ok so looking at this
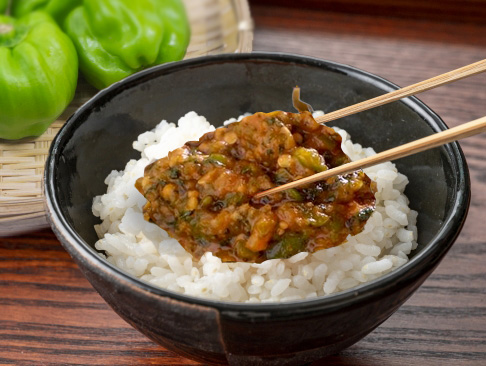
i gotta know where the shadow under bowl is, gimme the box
[44,53,470,365]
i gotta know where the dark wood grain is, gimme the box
[249,0,486,24]
[1,5,486,365]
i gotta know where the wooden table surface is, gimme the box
[1,5,486,365]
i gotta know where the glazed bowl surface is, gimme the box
[45,53,470,365]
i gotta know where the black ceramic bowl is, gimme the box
[44,53,470,365]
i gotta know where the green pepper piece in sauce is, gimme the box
[286,188,303,202]
[293,147,328,172]
[207,153,228,166]
[266,233,307,259]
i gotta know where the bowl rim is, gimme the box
[44,51,470,315]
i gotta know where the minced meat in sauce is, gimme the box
[135,111,376,263]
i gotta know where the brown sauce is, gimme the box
[136,111,376,262]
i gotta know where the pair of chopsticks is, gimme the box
[255,59,486,199]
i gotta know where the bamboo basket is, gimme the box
[0,0,253,236]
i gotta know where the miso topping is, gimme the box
[136,111,376,262]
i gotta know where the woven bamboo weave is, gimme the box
[0,0,253,236]
[0,122,63,200]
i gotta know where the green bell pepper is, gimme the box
[11,0,82,25]
[0,11,77,140]
[0,0,8,14]
[64,0,190,90]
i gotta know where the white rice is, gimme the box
[92,111,418,303]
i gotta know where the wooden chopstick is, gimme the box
[314,59,486,124]
[254,116,486,198]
